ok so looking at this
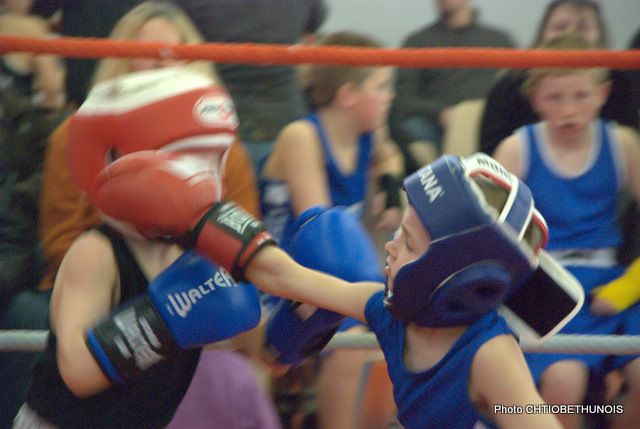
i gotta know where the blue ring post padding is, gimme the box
[86,330,124,384]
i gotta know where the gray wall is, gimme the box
[320,0,640,49]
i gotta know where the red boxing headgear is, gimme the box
[68,67,238,203]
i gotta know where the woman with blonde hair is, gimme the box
[89,0,216,86]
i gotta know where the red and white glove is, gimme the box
[94,151,274,280]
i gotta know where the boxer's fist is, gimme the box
[93,151,220,239]
[187,201,275,280]
[87,250,261,384]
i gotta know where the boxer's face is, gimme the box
[530,72,609,142]
[129,17,185,72]
[384,206,429,291]
[542,4,602,46]
[351,67,395,132]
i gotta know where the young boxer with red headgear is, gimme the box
[89,146,584,428]
[12,67,267,429]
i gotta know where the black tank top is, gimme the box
[26,225,201,429]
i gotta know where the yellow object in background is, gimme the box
[593,258,640,311]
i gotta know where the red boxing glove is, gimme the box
[95,151,274,280]
[94,151,219,238]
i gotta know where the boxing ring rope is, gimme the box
[2,330,640,355]
[1,36,639,357]
[1,35,640,69]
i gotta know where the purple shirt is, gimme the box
[168,349,282,429]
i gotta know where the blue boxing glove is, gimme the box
[265,206,383,366]
[86,250,261,384]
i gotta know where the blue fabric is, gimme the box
[149,251,261,348]
[260,113,375,334]
[307,112,373,210]
[365,291,511,429]
[259,112,372,248]
[522,120,622,253]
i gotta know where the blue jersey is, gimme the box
[520,121,638,379]
[519,119,624,253]
[260,112,373,248]
[365,291,511,429]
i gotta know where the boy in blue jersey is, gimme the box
[494,34,640,429]
[259,31,403,428]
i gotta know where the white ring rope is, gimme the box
[1,330,640,355]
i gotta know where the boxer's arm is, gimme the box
[273,121,332,216]
[246,247,381,323]
[470,335,562,429]
[90,153,382,308]
[52,231,118,397]
[493,134,524,178]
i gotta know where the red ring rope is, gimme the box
[1,35,639,69]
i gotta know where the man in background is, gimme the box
[390,0,513,173]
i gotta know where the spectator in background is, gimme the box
[390,0,513,174]
[627,27,640,128]
[479,0,640,156]
[178,0,327,167]
[0,0,67,311]
[260,31,403,429]
[32,0,327,168]
[30,0,143,107]
[493,34,640,429]
[0,0,65,109]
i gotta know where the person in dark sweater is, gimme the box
[479,0,639,156]
[390,0,513,173]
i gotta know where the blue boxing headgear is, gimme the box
[384,153,550,327]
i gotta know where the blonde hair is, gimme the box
[91,1,218,86]
[305,31,383,108]
[522,33,609,96]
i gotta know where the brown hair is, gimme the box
[522,33,609,96]
[304,31,383,108]
[531,0,608,48]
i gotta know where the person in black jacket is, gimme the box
[389,0,513,174]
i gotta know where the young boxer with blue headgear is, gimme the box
[90,148,585,428]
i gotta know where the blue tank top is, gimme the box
[520,120,624,251]
[260,112,373,248]
[365,291,510,429]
